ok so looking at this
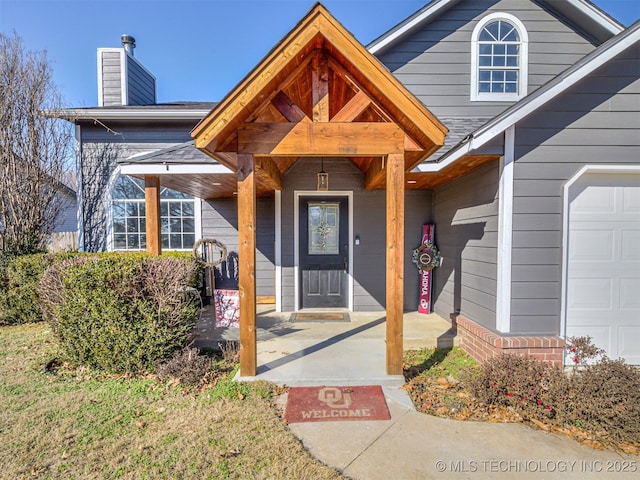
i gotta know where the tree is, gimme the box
[0,32,72,256]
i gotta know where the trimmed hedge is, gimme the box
[39,252,203,373]
[0,253,64,325]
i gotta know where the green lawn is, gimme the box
[0,323,343,480]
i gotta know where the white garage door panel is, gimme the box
[619,326,640,365]
[566,173,640,365]
[568,278,612,309]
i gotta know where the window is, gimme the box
[111,175,197,250]
[471,13,528,101]
[308,202,339,255]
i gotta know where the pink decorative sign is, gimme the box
[418,224,435,314]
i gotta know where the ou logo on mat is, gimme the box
[318,387,352,409]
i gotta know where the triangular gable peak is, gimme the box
[192,3,447,190]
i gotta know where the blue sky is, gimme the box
[1,0,638,107]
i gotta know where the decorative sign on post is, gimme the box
[412,225,441,314]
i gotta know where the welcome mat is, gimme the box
[285,385,391,423]
[290,312,350,322]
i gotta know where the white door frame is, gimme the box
[294,190,354,311]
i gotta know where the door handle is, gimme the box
[343,257,348,272]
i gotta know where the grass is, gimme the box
[0,323,344,480]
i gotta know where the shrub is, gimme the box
[565,358,640,443]
[157,347,214,386]
[0,253,50,325]
[469,353,567,420]
[39,253,202,373]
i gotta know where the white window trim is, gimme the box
[471,12,529,102]
[105,167,202,252]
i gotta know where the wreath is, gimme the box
[192,238,228,267]
[412,242,441,273]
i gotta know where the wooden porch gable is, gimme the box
[189,4,447,377]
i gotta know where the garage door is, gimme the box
[566,172,640,364]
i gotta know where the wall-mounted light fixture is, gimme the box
[317,157,329,191]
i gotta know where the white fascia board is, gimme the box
[120,164,232,175]
[54,109,212,121]
[368,0,455,54]
[420,27,639,172]
[569,0,625,35]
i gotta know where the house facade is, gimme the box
[57,0,639,375]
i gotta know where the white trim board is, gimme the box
[495,126,515,333]
[294,190,354,312]
[120,164,232,175]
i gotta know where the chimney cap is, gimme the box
[121,34,136,55]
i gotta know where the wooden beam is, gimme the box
[331,90,371,122]
[254,155,283,190]
[144,175,161,256]
[312,50,329,122]
[237,153,257,377]
[238,122,403,156]
[271,91,310,123]
[364,156,386,191]
[386,153,404,375]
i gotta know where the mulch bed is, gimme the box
[403,375,640,455]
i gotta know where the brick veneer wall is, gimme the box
[452,314,565,368]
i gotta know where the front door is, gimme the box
[300,196,348,308]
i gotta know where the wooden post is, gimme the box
[386,153,404,374]
[144,175,161,256]
[237,154,257,376]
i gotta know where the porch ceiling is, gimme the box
[191,3,448,191]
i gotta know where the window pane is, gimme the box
[493,56,506,67]
[308,202,339,255]
[479,82,491,92]
[114,234,127,249]
[161,234,169,249]
[160,203,168,216]
[170,218,181,232]
[161,188,192,200]
[169,203,182,217]
[493,83,505,93]
[493,71,505,82]
[126,218,139,233]
[182,202,194,216]
[506,56,518,67]
[479,55,492,66]
[126,202,138,217]
[140,234,146,249]
[479,70,491,81]
[182,218,194,232]
[113,219,126,233]
[479,44,492,55]
[140,218,146,232]
[113,203,125,218]
[161,218,169,234]
[507,44,519,55]
[494,44,505,55]
[505,83,517,92]
[183,234,195,248]
[170,234,182,249]
[506,71,518,81]
[127,234,139,249]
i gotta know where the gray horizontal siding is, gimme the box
[201,198,275,296]
[79,122,200,251]
[126,56,156,105]
[100,51,122,107]
[509,44,640,335]
[377,0,600,119]
[432,162,499,329]
[279,158,434,312]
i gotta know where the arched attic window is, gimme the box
[110,175,198,251]
[471,13,528,101]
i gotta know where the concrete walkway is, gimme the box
[193,306,638,479]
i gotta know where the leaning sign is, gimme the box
[412,224,442,314]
